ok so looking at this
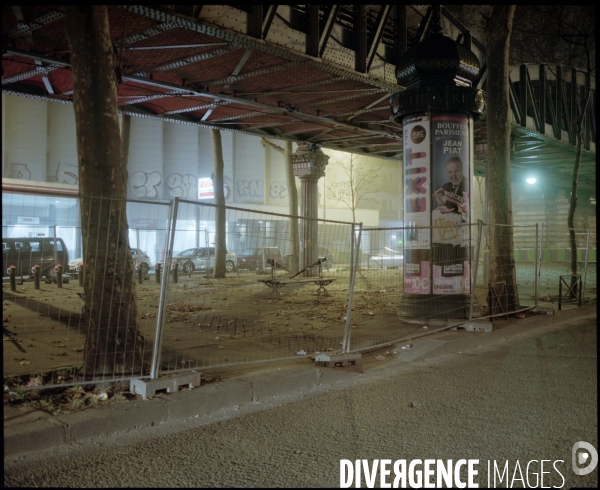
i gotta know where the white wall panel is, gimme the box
[47,103,77,184]
[4,96,47,183]
[127,117,164,200]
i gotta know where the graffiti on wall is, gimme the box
[235,180,288,200]
[9,163,31,180]
[236,180,264,198]
[55,162,79,185]
[269,181,287,199]
[166,173,197,199]
[130,171,162,198]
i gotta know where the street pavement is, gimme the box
[4,307,597,488]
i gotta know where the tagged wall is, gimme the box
[2,95,401,226]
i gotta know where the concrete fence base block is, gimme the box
[532,306,554,315]
[314,353,362,368]
[130,371,202,398]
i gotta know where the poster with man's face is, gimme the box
[431,115,472,295]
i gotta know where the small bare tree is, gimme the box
[326,153,380,224]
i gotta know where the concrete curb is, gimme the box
[4,305,596,459]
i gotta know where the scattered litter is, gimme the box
[401,344,412,350]
[408,401,416,408]
[422,326,428,329]
[375,355,385,361]
[342,317,347,321]
[296,350,306,356]
[380,289,386,293]
[27,376,42,387]
[97,393,108,401]
[516,314,525,319]
[368,312,374,316]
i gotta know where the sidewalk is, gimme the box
[4,304,596,459]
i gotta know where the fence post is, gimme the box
[341,222,362,354]
[33,264,41,290]
[155,263,161,283]
[150,197,180,379]
[8,265,16,291]
[53,224,58,272]
[56,264,63,288]
[470,220,484,320]
[581,228,591,303]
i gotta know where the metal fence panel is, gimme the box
[3,194,169,390]
[155,200,356,373]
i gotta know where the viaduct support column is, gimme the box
[291,143,329,276]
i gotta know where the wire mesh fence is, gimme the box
[2,189,596,391]
[154,199,356,373]
[539,226,596,305]
[2,195,170,390]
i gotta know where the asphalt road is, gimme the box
[4,320,597,488]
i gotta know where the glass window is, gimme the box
[44,240,62,252]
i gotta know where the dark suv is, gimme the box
[2,237,69,282]
[237,247,284,271]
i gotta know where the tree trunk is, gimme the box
[485,5,520,314]
[284,141,300,274]
[567,72,591,298]
[261,138,300,274]
[65,6,143,378]
[121,114,131,171]
[211,129,227,278]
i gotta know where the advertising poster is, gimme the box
[431,115,471,295]
[403,116,431,294]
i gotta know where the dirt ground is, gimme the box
[3,264,596,389]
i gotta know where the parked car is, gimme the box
[68,248,152,276]
[2,236,69,281]
[318,246,334,269]
[368,247,404,269]
[130,249,152,274]
[236,247,283,271]
[171,247,238,273]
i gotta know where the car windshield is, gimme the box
[177,249,198,257]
